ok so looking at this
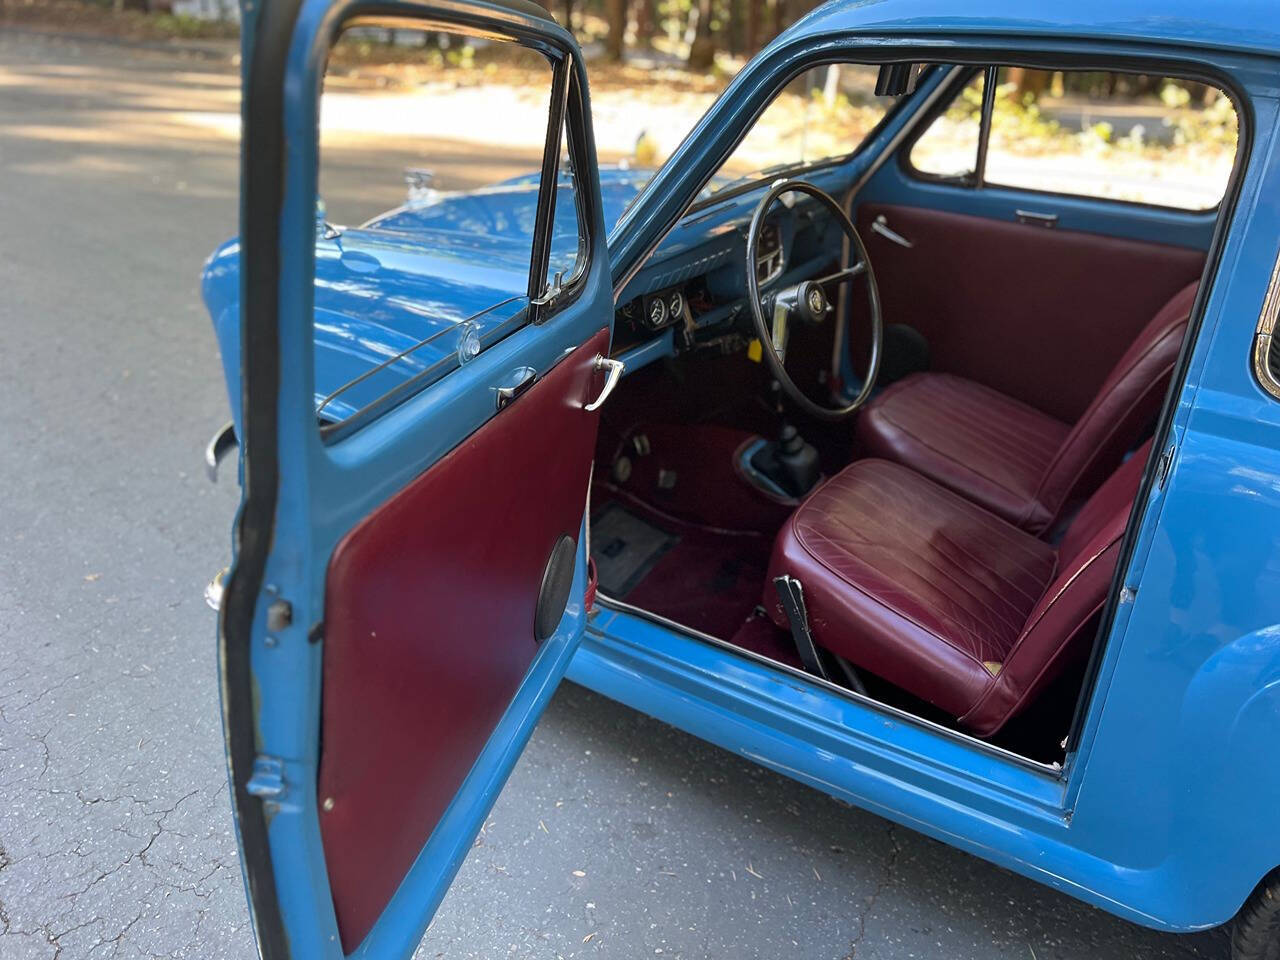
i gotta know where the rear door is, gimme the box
[220,1,614,956]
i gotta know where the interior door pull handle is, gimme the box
[1016,209,1058,228]
[871,215,913,249]
[585,356,625,412]
[496,366,537,410]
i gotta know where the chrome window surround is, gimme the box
[1255,251,1280,401]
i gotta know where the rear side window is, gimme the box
[908,67,1238,210]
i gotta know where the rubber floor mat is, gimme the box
[590,502,680,597]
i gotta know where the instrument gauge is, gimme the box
[667,290,686,321]
[647,297,669,329]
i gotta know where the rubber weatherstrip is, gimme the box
[217,0,305,955]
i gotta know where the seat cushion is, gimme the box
[765,459,1058,719]
[857,373,1070,533]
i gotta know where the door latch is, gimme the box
[1155,442,1177,490]
[245,755,287,800]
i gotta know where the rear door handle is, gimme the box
[585,356,625,412]
[871,214,913,249]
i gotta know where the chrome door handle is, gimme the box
[585,356,625,412]
[205,420,238,483]
[871,214,914,249]
[205,567,228,611]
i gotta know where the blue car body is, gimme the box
[209,1,1280,957]
[204,167,655,424]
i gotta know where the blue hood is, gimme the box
[203,166,655,427]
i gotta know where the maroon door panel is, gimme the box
[854,204,1204,422]
[317,328,608,951]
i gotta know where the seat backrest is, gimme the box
[1031,283,1196,532]
[959,441,1152,737]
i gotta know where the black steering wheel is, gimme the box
[745,179,883,422]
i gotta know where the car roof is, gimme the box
[785,0,1280,59]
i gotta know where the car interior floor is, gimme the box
[590,357,783,653]
[589,352,855,665]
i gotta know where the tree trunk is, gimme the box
[635,0,655,48]
[746,0,761,53]
[687,0,716,71]
[773,0,788,37]
[1007,67,1049,103]
[604,0,628,61]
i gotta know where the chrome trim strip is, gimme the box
[1255,250,1280,401]
[593,592,1063,777]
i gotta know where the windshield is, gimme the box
[705,64,895,195]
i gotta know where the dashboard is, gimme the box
[610,188,846,366]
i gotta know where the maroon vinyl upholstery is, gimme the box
[857,283,1195,534]
[855,204,1204,421]
[318,330,608,951]
[765,443,1150,737]
[856,373,1070,533]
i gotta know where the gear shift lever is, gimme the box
[749,420,821,499]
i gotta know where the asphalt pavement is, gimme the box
[0,31,1233,960]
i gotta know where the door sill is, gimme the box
[593,592,1065,780]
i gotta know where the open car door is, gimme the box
[219,1,615,956]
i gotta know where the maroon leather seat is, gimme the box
[764,443,1150,737]
[857,283,1195,534]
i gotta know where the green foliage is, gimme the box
[975,74,1236,159]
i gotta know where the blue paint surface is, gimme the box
[218,0,1280,955]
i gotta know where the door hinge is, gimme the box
[1155,442,1177,490]
[245,755,287,800]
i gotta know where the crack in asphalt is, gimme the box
[0,785,216,959]
[841,823,902,960]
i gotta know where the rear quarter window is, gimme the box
[909,67,1239,211]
